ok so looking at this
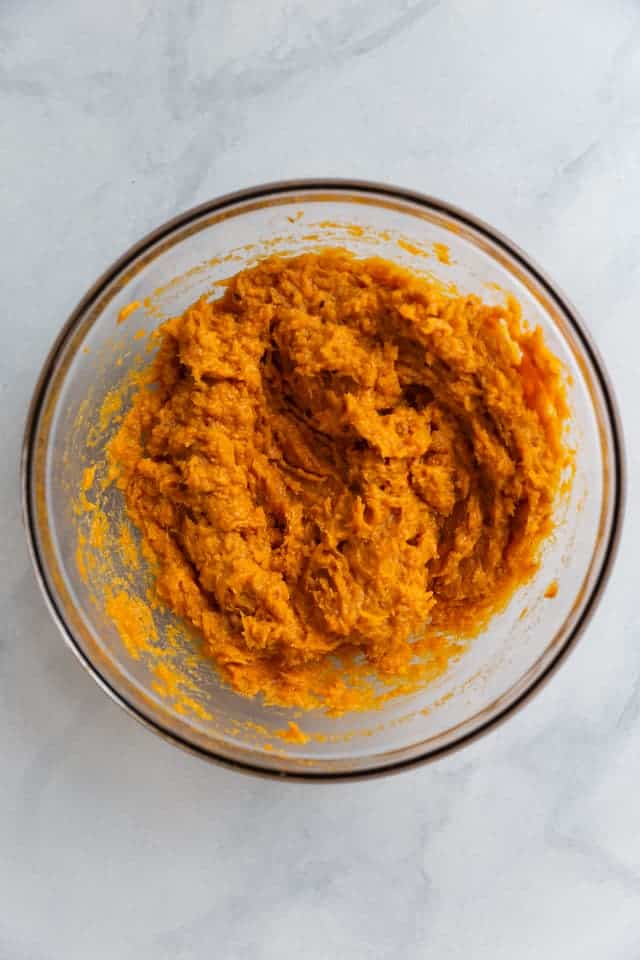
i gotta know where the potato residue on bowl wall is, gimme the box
[103,249,571,714]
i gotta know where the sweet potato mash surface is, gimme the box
[109,251,568,712]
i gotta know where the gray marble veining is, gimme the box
[1,0,640,956]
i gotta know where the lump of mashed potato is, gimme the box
[109,250,570,713]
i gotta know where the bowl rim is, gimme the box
[21,178,627,782]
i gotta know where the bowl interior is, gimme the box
[26,184,620,777]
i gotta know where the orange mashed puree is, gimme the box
[109,250,569,712]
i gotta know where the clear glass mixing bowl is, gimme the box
[22,180,625,779]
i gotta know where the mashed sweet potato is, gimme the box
[109,250,569,712]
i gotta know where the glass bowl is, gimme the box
[22,180,625,780]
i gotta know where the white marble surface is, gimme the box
[2,0,640,955]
